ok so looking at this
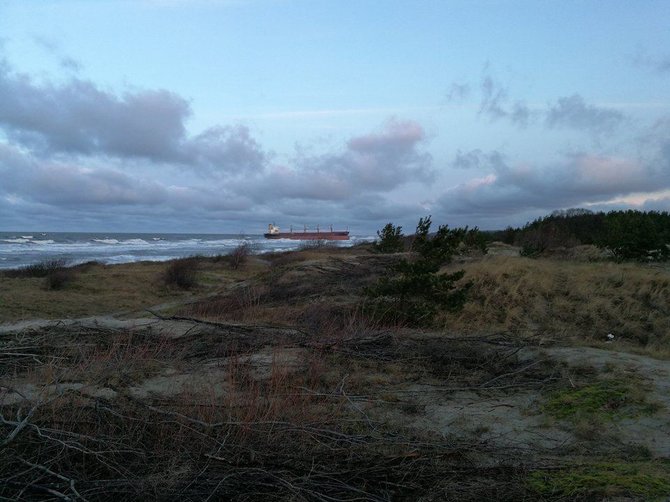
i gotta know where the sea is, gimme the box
[0,232,375,270]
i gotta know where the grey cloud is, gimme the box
[437,107,670,226]
[632,50,670,74]
[437,148,669,221]
[60,57,83,72]
[344,119,433,187]
[546,94,625,137]
[32,35,59,53]
[186,126,266,175]
[510,102,531,128]
[33,166,167,206]
[240,119,434,202]
[479,76,508,121]
[451,149,505,170]
[0,144,251,212]
[445,82,470,103]
[0,64,188,159]
[0,149,168,206]
[0,61,267,173]
[475,72,531,128]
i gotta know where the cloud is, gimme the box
[239,118,434,202]
[184,125,266,175]
[0,116,434,230]
[445,82,470,103]
[0,50,434,231]
[31,35,59,53]
[632,50,670,74]
[479,75,508,121]
[0,143,252,212]
[436,148,669,222]
[435,111,670,227]
[474,71,531,128]
[0,144,165,206]
[31,36,83,73]
[510,101,531,128]
[546,94,625,137]
[0,60,267,173]
[451,149,505,170]
[59,57,82,72]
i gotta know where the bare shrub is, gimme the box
[186,284,266,322]
[228,241,252,270]
[163,257,199,289]
[3,258,68,278]
[44,268,74,290]
[2,259,77,290]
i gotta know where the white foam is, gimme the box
[104,254,174,264]
[31,239,55,245]
[92,239,119,244]
[21,235,34,239]
[2,238,30,243]
[122,239,149,245]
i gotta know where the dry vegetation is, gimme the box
[1,245,670,500]
[446,255,670,355]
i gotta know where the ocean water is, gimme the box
[0,232,374,269]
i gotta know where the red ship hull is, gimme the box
[264,231,349,240]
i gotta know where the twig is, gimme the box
[1,403,39,447]
[17,458,87,501]
[478,360,545,388]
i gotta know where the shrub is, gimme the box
[367,216,471,326]
[462,227,488,254]
[229,241,253,270]
[3,258,76,289]
[163,257,199,289]
[517,222,579,257]
[4,258,68,278]
[373,223,404,253]
[44,268,74,290]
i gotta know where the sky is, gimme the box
[0,0,669,233]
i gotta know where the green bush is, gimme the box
[373,223,405,253]
[367,216,471,326]
[44,268,74,290]
[163,257,199,289]
[462,227,488,254]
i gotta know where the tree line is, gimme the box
[488,209,670,261]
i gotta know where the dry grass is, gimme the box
[1,262,179,321]
[0,258,272,322]
[444,256,670,352]
[182,253,390,329]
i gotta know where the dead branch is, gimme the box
[1,403,39,447]
[478,359,545,388]
[17,458,87,501]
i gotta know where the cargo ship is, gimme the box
[264,224,349,240]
